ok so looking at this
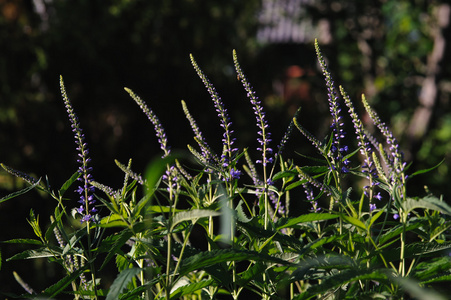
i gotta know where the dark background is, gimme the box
[1,0,451,296]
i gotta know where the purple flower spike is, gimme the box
[60,76,97,223]
[315,40,349,174]
[190,54,236,165]
[233,50,273,169]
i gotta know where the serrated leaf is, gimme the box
[403,196,451,216]
[41,267,86,298]
[100,229,134,271]
[170,279,215,299]
[178,249,289,278]
[378,219,422,245]
[413,257,451,281]
[276,213,339,230]
[130,193,152,219]
[106,267,142,300]
[236,200,251,223]
[1,238,43,245]
[381,241,451,263]
[421,274,451,285]
[294,269,390,300]
[7,247,61,261]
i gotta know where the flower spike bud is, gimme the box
[276,107,300,157]
[181,100,218,165]
[372,151,387,182]
[233,50,273,168]
[315,41,349,174]
[125,87,170,158]
[190,54,236,165]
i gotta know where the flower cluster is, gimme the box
[341,86,381,204]
[303,183,320,212]
[315,40,350,174]
[125,88,170,158]
[361,95,406,196]
[60,76,97,223]
[182,100,218,166]
[1,163,40,186]
[233,50,273,168]
[190,54,237,168]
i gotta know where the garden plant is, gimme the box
[1,41,451,299]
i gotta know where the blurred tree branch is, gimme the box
[407,3,451,156]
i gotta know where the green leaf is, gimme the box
[130,193,152,219]
[1,238,42,245]
[340,214,366,231]
[106,267,142,300]
[98,214,129,228]
[100,229,134,271]
[294,269,390,300]
[170,279,215,299]
[390,275,447,300]
[172,209,220,229]
[59,171,80,197]
[7,247,61,261]
[378,219,422,245]
[381,241,451,263]
[408,158,444,178]
[403,196,451,215]
[276,213,339,230]
[0,180,41,204]
[41,267,86,298]
[413,257,451,281]
[368,207,385,228]
[178,249,289,278]
[236,200,251,223]
[421,274,451,285]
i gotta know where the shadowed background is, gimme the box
[1,0,451,296]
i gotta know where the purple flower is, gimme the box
[370,203,376,212]
[230,168,241,180]
[60,76,97,223]
[393,213,399,220]
[374,192,382,201]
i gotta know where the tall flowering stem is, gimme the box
[315,40,350,182]
[60,76,98,298]
[181,100,219,166]
[362,94,407,276]
[190,54,237,172]
[361,95,406,195]
[233,50,274,230]
[341,87,380,210]
[60,76,96,224]
[125,88,170,158]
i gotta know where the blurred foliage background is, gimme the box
[1,0,450,295]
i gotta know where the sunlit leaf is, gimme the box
[106,267,142,300]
